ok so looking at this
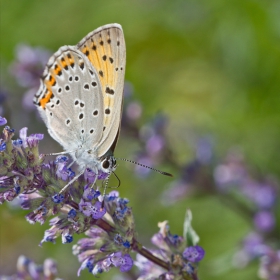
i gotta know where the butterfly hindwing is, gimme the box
[34,47,104,152]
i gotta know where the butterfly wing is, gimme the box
[77,23,126,157]
[34,46,104,152]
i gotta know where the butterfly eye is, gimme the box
[102,159,110,169]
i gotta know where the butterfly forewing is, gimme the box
[34,47,104,152]
[77,23,126,157]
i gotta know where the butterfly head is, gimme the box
[98,152,117,175]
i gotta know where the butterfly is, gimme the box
[33,23,126,191]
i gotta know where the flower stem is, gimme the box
[131,237,170,270]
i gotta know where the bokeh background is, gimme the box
[1,0,280,279]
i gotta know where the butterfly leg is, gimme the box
[59,170,84,194]
[46,150,77,156]
[67,161,75,169]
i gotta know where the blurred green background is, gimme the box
[1,0,280,279]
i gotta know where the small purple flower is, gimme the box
[91,258,112,275]
[12,138,23,147]
[125,101,142,121]
[91,201,106,219]
[79,200,94,217]
[84,168,97,183]
[19,127,44,148]
[253,185,275,209]
[14,184,21,195]
[242,232,268,258]
[79,199,106,219]
[98,170,109,180]
[0,116,7,126]
[110,252,134,272]
[0,140,6,151]
[27,133,44,148]
[19,127,28,148]
[40,223,60,245]
[254,211,275,232]
[43,258,58,278]
[123,240,131,248]
[4,125,15,134]
[184,262,195,274]
[146,134,165,156]
[56,165,75,181]
[83,185,100,200]
[183,246,205,262]
[11,44,50,83]
[52,193,64,204]
[86,261,94,273]
[62,233,73,244]
[55,155,69,164]
[3,188,18,201]
[26,205,48,225]
[68,209,77,219]
[106,191,119,201]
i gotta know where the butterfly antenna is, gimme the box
[116,158,173,177]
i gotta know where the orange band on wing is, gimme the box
[39,89,53,109]
[54,64,62,76]
[47,75,57,87]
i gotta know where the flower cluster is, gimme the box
[135,215,205,280]
[0,118,204,279]
[1,255,60,280]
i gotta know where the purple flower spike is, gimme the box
[110,252,134,272]
[183,246,205,262]
[0,116,7,126]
